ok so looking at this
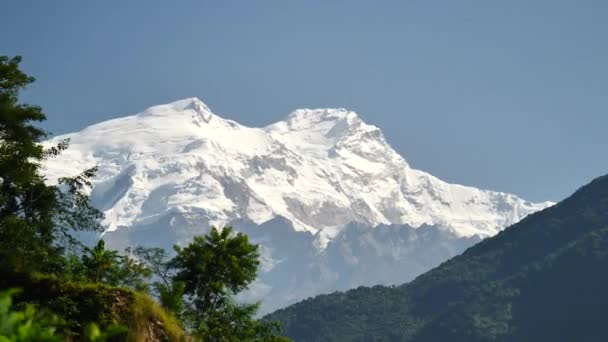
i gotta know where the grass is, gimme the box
[130,292,190,341]
[0,269,190,341]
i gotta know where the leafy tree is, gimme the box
[129,246,185,315]
[81,240,152,291]
[172,227,259,322]
[130,246,173,286]
[198,300,291,342]
[107,252,152,292]
[0,55,102,273]
[82,240,120,283]
[155,280,186,318]
[171,226,291,341]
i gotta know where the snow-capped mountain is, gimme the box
[43,98,552,313]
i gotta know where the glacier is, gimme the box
[43,97,552,314]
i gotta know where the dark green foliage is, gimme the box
[155,281,186,319]
[82,240,121,283]
[0,55,102,273]
[0,288,127,341]
[0,56,187,341]
[126,246,185,316]
[171,227,259,321]
[268,174,608,342]
[106,253,152,293]
[80,240,152,291]
[194,301,282,342]
[171,227,290,341]
[0,271,131,336]
[0,271,187,340]
[172,227,260,315]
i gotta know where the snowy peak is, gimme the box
[171,97,212,114]
[140,97,214,123]
[43,98,552,242]
[265,108,396,164]
[280,108,361,131]
[268,108,375,142]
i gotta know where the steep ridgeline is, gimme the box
[266,174,608,342]
[43,98,551,314]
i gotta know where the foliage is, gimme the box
[193,300,291,342]
[268,174,608,342]
[0,272,188,341]
[0,55,102,274]
[172,227,259,316]
[107,252,152,293]
[171,226,290,341]
[130,246,173,286]
[0,288,62,341]
[81,240,152,292]
[155,281,186,319]
[83,323,127,342]
[82,240,121,283]
[0,289,126,342]
[125,246,185,316]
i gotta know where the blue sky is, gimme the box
[2,0,607,202]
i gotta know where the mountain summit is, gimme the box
[44,97,551,239]
[42,98,552,313]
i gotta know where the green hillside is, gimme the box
[266,174,608,341]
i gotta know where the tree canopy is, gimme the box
[170,226,289,341]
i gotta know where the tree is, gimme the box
[82,240,120,283]
[155,280,186,318]
[170,227,291,341]
[0,55,102,273]
[106,252,152,292]
[130,246,185,315]
[81,240,152,291]
[171,227,259,319]
[130,247,173,286]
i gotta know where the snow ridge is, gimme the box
[44,97,552,245]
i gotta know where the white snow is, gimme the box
[43,97,553,245]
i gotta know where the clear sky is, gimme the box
[2,0,607,202]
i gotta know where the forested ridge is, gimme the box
[267,174,608,341]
